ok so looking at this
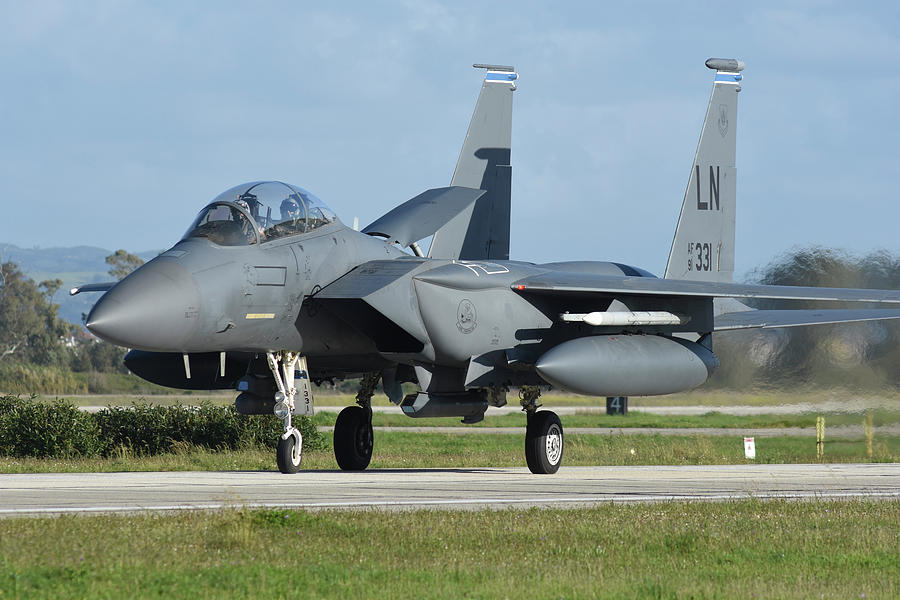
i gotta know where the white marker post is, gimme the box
[744,437,756,459]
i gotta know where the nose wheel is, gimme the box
[277,429,303,473]
[266,351,314,474]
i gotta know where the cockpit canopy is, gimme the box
[183,181,338,246]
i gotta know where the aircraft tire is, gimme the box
[525,411,563,474]
[334,406,373,471]
[277,432,303,474]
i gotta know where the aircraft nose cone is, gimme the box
[86,260,202,352]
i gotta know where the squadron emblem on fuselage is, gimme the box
[456,299,477,334]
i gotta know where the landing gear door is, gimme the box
[293,356,314,416]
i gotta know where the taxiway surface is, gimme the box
[1,464,898,516]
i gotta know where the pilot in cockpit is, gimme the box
[233,197,265,241]
[280,195,304,233]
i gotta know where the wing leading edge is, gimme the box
[714,308,900,331]
[511,271,900,330]
[512,272,900,304]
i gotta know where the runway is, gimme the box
[1,464,898,516]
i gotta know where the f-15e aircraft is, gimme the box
[76,59,900,474]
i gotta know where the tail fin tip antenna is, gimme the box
[473,63,515,72]
[705,58,745,72]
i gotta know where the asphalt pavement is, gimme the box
[2,464,897,516]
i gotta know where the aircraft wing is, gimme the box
[714,308,900,331]
[512,272,900,330]
[511,272,900,304]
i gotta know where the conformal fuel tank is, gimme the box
[534,335,719,396]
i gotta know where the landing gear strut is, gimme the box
[267,351,314,474]
[334,371,377,470]
[520,386,563,474]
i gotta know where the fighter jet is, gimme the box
[74,60,900,474]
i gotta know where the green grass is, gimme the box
[30,391,900,432]
[359,432,900,469]
[37,387,900,409]
[0,368,196,396]
[0,499,897,598]
[2,432,897,473]
[311,408,900,429]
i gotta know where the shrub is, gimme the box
[93,403,323,455]
[0,395,325,459]
[0,396,101,457]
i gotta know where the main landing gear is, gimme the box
[333,372,377,470]
[264,356,563,474]
[519,386,564,474]
[266,351,314,474]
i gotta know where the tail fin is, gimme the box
[428,64,516,260]
[664,58,743,283]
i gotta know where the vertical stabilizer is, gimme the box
[428,65,516,260]
[665,58,743,283]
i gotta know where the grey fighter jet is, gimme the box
[75,60,900,474]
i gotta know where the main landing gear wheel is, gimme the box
[277,430,303,474]
[525,411,563,474]
[334,405,374,471]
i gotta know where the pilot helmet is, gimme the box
[280,196,301,217]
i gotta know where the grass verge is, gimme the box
[2,432,897,473]
[312,408,900,429]
[35,388,900,410]
[0,499,897,599]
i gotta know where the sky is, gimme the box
[1,1,898,280]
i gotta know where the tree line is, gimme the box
[710,247,900,389]
[0,251,144,390]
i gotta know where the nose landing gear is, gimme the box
[267,351,314,474]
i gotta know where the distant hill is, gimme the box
[0,243,160,325]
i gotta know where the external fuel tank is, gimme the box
[534,335,718,396]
